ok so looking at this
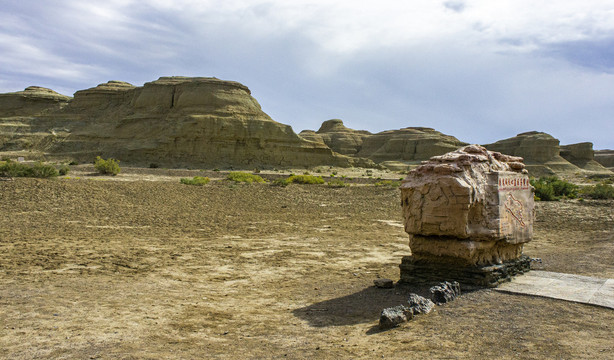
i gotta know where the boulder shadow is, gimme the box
[292,283,433,329]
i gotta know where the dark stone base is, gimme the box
[399,255,531,289]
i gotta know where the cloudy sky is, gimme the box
[2,1,614,149]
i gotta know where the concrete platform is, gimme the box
[495,270,614,309]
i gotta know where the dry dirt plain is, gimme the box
[1,167,613,359]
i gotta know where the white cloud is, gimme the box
[2,0,614,148]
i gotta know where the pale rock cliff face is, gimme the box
[560,142,612,175]
[314,119,372,156]
[1,77,374,168]
[595,150,614,171]
[357,127,467,164]
[484,131,579,177]
[0,87,72,154]
[0,86,71,117]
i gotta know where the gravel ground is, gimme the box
[0,172,613,359]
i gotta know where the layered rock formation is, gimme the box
[357,127,467,164]
[595,150,614,171]
[0,77,375,168]
[399,145,533,287]
[0,86,71,117]
[0,87,73,156]
[560,142,612,175]
[485,132,577,177]
[301,120,467,170]
[485,132,613,177]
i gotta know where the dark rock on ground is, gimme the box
[430,281,461,305]
[379,305,413,329]
[407,293,435,315]
[373,278,394,288]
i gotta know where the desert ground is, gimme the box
[1,166,613,359]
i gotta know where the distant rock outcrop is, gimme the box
[357,127,467,164]
[301,120,467,170]
[484,132,578,177]
[560,142,612,175]
[0,77,375,168]
[594,150,614,171]
[0,86,71,117]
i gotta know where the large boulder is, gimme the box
[399,145,533,287]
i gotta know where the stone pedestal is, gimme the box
[399,145,534,287]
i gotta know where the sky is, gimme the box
[1,1,614,149]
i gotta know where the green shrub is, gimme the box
[68,160,78,165]
[227,171,265,184]
[286,174,325,184]
[581,183,614,200]
[0,160,58,178]
[530,176,578,201]
[58,165,70,176]
[272,174,325,186]
[180,176,210,186]
[374,180,401,187]
[94,156,121,176]
[327,179,348,188]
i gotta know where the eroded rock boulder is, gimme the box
[399,145,533,287]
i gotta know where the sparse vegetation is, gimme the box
[581,183,614,200]
[273,174,325,186]
[327,179,348,188]
[94,156,121,176]
[227,171,265,184]
[58,165,70,176]
[180,176,211,186]
[149,163,159,169]
[374,180,401,187]
[68,160,78,165]
[0,160,59,178]
[530,176,578,201]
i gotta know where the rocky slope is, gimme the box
[0,77,373,168]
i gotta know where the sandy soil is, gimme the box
[1,170,613,359]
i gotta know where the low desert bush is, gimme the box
[287,174,325,184]
[374,180,401,187]
[180,176,210,186]
[58,165,70,176]
[94,156,121,176]
[581,183,614,200]
[273,174,325,186]
[227,171,265,184]
[530,176,578,201]
[0,160,58,178]
[327,179,348,188]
